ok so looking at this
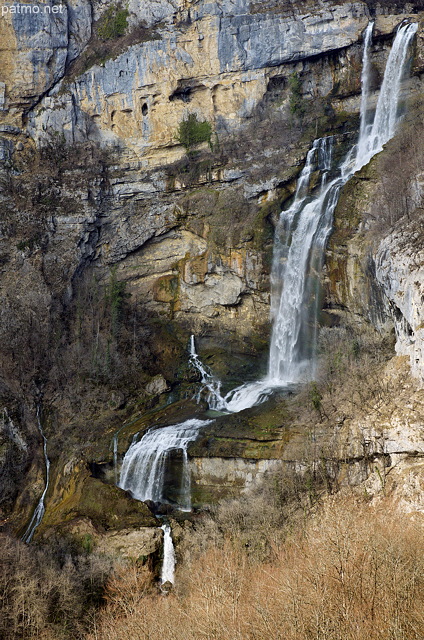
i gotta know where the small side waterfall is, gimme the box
[113,433,119,484]
[188,335,227,411]
[22,406,50,543]
[119,418,211,511]
[160,524,176,586]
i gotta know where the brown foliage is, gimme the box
[89,496,424,640]
[369,95,424,234]
[0,534,112,640]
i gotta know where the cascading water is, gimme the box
[118,21,417,515]
[119,418,212,511]
[188,335,227,411]
[358,22,374,149]
[267,136,335,384]
[160,524,176,586]
[193,21,417,400]
[266,22,417,384]
[355,22,418,170]
[22,406,50,543]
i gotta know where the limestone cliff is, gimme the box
[0,0,423,542]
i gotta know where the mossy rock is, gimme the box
[153,274,179,303]
[114,397,207,457]
[35,465,158,547]
[195,346,268,392]
[188,395,300,459]
[76,478,157,530]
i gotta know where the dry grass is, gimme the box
[88,496,424,640]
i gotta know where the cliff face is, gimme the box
[0,0,423,540]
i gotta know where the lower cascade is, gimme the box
[160,524,176,586]
[117,22,417,513]
[119,418,212,511]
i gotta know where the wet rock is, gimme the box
[145,374,170,397]
[109,391,126,410]
[70,477,158,530]
[154,502,176,516]
[160,580,173,593]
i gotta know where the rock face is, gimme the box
[0,0,423,535]
[22,2,406,158]
[376,223,424,382]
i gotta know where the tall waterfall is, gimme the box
[118,21,417,513]
[267,21,417,384]
[22,406,50,543]
[194,21,417,400]
[355,22,417,171]
[358,22,374,148]
[267,136,334,383]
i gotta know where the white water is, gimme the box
[118,21,417,514]
[358,22,374,150]
[192,21,417,405]
[355,22,417,171]
[188,335,227,411]
[113,433,118,483]
[160,524,176,585]
[22,406,50,543]
[119,418,211,510]
[267,136,334,383]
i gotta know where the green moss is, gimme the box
[97,4,129,41]
[153,275,179,303]
[188,396,294,459]
[251,198,281,264]
[76,478,157,529]
[81,532,95,553]
[115,398,205,457]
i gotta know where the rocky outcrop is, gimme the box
[375,217,424,382]
[188,357,424,509]
[24,2,409,159]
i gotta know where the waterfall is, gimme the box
[188,335,227,411]
[160,524,176,586]
[355,22,418,171]
[267,136,335,383]
[194,21,417,397]
[22,406,50,543]
[358,22,374,150]
[113,433,118,484]
[119,418,212,511]
[118,21,417,513]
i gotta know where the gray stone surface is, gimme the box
[376,223,424,382]
[217,2,369,72]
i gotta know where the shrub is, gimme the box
[176,114,213,151]
[97,4,129,41]
[0,533,114,639]
[288,72,305,117]
[89,496,424,640]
